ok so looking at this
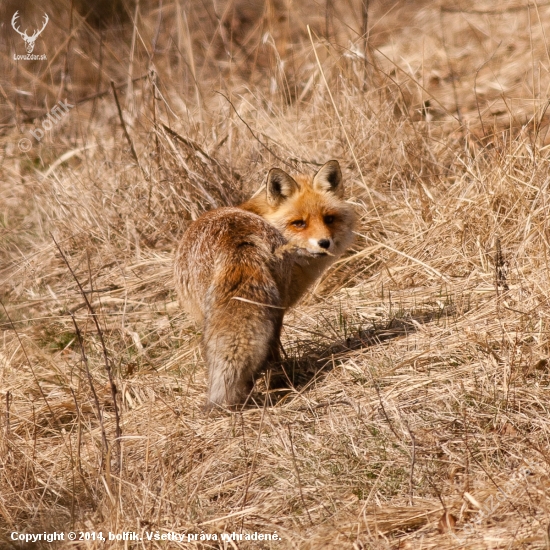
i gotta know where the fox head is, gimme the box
[244,160,355,258]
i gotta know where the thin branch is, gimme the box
[0,299,58,431]
[52,235,122,473]
[287,424,313,525]
[307,25,380,217]
[111,80,148,181]
[215,91,297,170]
[68,304,108,460]
[439,9,465,132]
[442,3,550,14]
[406,423,416,506]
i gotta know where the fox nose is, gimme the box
[318,239,331,249]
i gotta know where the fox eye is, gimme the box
[291,220,306,229]
[324,215,335,224]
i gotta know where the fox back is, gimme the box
[174,207,293,408]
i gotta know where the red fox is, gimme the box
[174,160,355,409]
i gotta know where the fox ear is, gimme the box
[266,168,299,205]
[313,160,343,197]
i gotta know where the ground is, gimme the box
[1,0,550,548]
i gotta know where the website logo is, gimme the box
[12,11,48,60]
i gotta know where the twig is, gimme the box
[462,433,528,521]
[52,235,122,473]
[364,234,451,283]
[215,91,297,170]
[295,398,356,412]
[151,0,163,57]
[239,405,267,527]
[406,423,416,506]
[370,46,460,124]
[439,9,465,134]
[325,0,332,40]
[442,3,550,14]
[307,25,380,216]
[58,0,74,100]
[495,237,509,294]
[0,299,58,432]
[18,75,149,124]
[68,386,87,488]
[151,71,162,181]
[5,390,10,436]
[161,122,237,178]
[361,0,369,73]
[111,80,147,181]
[127,0,139,111]
[190,95,326,172]
[87,28,104,131]
[111,79,138,164]
[287,424,313,525]
[369,369,403,443]
[80,75,148,106]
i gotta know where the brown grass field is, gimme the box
[2,0,550,547]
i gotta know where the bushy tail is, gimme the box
[203,245,285,409]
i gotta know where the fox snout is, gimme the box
[305,237,333,255]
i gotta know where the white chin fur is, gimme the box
[297,248,328,257]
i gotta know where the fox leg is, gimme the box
[266,313,284,364]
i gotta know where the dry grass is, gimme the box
[2,0,550,548]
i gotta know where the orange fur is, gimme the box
[241,160,356,305]
[173,161,355,409]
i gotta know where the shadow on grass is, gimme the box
[258,315,425,407]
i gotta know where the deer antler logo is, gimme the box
[12,11,49,54]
